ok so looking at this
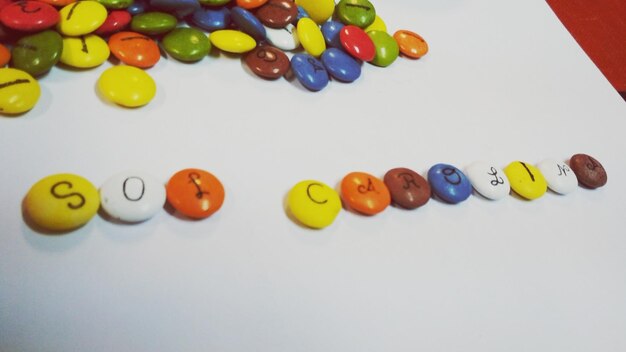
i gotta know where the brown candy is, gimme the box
[244,45,290,79]
[383,167,431,209]
[255,0,298,28]
[569,154,607,189]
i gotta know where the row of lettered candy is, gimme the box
[23,153,607,233]
[0,0,428,114]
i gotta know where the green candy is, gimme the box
[11,30,63,77]
[131,12,178,36]
[162,27,211,62]
[198,0,230,6]
[97,0,133,9]
[335,0,376,28]
[367,30,399,67]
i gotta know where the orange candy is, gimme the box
[340,172,391,215]
[108,31,161,68]
[236,0,268,9]
[166,168,225,219]
[0,43,10,67]
[393,30,428,59]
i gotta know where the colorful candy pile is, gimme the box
[0,0,429,114]
[24,153,607,233]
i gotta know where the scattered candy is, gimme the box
[97,65,156,107]
[288,180,341,228]
[340,171,390,215]
[383,167,431,209]
[504,161,548,200]
[0,68,41,114]
[166,168,225,219]
[24,173,100,231]
[428,163,472,204]
[569,153,607,189]
[100,171,166,222]
[393,30,428,59]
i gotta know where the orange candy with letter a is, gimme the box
[166,168,225,219]
[341,172,391,215]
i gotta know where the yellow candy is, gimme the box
[504,161,548,200]
[209,30,256,54]
[97,66,156,108]
[287,180,341,229]
[296,18,326,57]
[25,174,100,232]
[295,0,335,24]
[60,34,110,68]
[0,68,40,115]
[57,1,108,36]
[365,15,387,33]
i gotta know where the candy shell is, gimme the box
[265,24,299,51]
[294,0,334,24]
[340,171,390,215]
[503,161,548,200]
[210,29,256,53]
[321,20,344,48]
[12,30,63,77]
[57,1,108,36]
[99,171,166,222]
[393,30,428,59]
[130,12,177,36]
[162,27,211,62]
[166,168,225,219]
[320,47,361,82]
[97,65,156,107]
[24,173,100,232]
[0,68,40,114]
[0,43,9,67]
[465,161,510,200]
[199,0,231,6]
[190,7,230,32]
[290,53,328,91]
[383,167,431,209]
[0,0,59,32]
[236,0,268,10]
[364,15,386,33]
[150,0,200,18]
[256,0,298,28]
[367,30,399,67]
[288,180,341,229]
[244,45,289,79]
[427,163,472,204]
[335,0,375,28]
[108,31,161,68]
[60,34,110,68]
[297,17,325,57]
[569,154,607,189]
[98,0,133,9]
[340,25,375,61]
[95,10,132,36]
[231,6,266,40]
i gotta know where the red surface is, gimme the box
[547,0,626,99]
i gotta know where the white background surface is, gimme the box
[2,0,626,351]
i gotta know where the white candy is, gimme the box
[99,171,166,222]
[537,158,578,194]
[465,161,510,200]
[265,24,300,51]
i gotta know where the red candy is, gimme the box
[339,25,376,61]
[0,0,59,32]
[95,10,131,36]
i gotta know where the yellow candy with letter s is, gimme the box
[288,180,341,229]
[24,174,100,231]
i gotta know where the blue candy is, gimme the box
[296,6,310,21]
[321,48,361,83]
[150,0,201,18]
[231,6,266,40]
[190,7,231,32]
[127,0,147,15]
[427,163,472,204]
[321,21,345,48]
[291,54,329,92]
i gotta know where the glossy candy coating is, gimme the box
[150,0,200,18]
[297,17,325,57]
[264,24,299,51]
[320,47,361,82]
[24,173,100,232]
[0,68,40,114]
[162,27,211,62]
[383,167,431,209]
[97,65,156,107]
[60,34,110,68]
[503,161,548,200]
[130,12,177,35]
[166,168,225,219]
[0,43,9,67]
[465,161,510,200]
[294,0,334,24]
[393,30,428,59]
[536,158,578,195]
[57,1,108,36]
[231,6,266,40]
[38,0,76,6]
[190,7,230,32]
[0,0,59,32]
[340,25,375,61]
[340,171,390,215]
[99,171,166,222]
[321,20,344,48]
[256,0,298,28]
[288,180,341,229]
[95,10,132,36]
[210,29,256,53]
[364,15,386,33]
[427,163,472,204]
[109,31,161,68]
[569,154,607,189]
[244,45,289,79]
[236,0,268,10]
[335,0,375,28]
[199,0,230,5]
[11,30,63,77]
[290,53,328,91]
[98,0,133,10]
[367,30,399,67]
